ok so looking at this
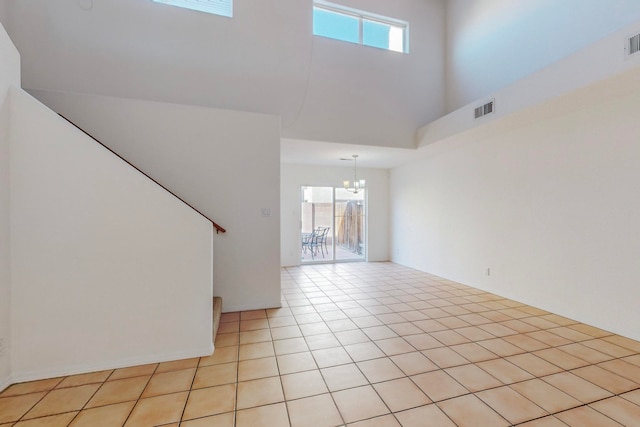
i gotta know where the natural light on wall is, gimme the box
[313,1,408,53]
[152,0,233,18]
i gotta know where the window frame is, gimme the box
[313,0,409,53]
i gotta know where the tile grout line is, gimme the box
[13,374,110,425]
[511,384,640,426]
[286,264,640,426]
[296,268,471,426]
[295,267,350,426]
[6,263,640,426]
[5,377,63,424]
[296,270,556,423]
[121,362,159,426]
[296,266,393,425]
[176,353,206,425]
[267,310,294,427]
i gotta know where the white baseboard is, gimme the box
[222,298,282,313]
[10,343,214,384]
[0,375,12,393]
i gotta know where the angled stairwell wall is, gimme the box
[30,90,282,313]
[0,22,19,391]
[9,87,215,382]
[2,22,215,385]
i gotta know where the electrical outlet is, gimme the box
[261,208,271,217]
[486,268,491,276]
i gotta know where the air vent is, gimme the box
[628,33,640,56]
[474,100,494,119]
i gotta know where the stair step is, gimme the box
[212,296,223,344]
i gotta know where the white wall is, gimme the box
[30,90,282,312]
[0,2,8,27]
[0,21,19,391]
[10,88,214,382]
[424,18,640,148]
[281,164,389,267]
[392,67,640,341]
[445,0,640,112]
[282,0,445,147]
[4,0,445,149]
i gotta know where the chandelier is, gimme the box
[343,154,366,194]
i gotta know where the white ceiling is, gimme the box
[281,138,418,169]
[1,0,446,150]
[5,0,640,170]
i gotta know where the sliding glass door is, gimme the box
[301,186,365,263]
[334,188,365,262]
[301,186,334,262]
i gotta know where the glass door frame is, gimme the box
[300,185,367,265]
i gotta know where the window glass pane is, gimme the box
[313,7,359,44]
[301,187,334,263]
[153,0,233,17]
[335,189,365,261]
[363,19,404,52]
[363,19,390,50]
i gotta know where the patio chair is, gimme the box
[315,227,330,256]
[301,231,320,260]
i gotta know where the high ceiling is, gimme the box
[3,0,640,168]
[281,138,417,168]
[0,0,445,155]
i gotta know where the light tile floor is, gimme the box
[2,262,640,426]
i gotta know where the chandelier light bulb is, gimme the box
[344,155,365,194]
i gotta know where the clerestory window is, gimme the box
[313,1,408,53]
[152,0,233,18]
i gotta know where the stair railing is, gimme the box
[59,114,226,234]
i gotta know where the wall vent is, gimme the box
[474,100,494,119]
[627,33,640,57]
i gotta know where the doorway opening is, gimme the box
[301,186,365,263]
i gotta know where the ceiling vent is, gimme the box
[626,32,640,57]
[474,100,494,119]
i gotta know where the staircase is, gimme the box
[213,297,223,343]
[61,114,227,348]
